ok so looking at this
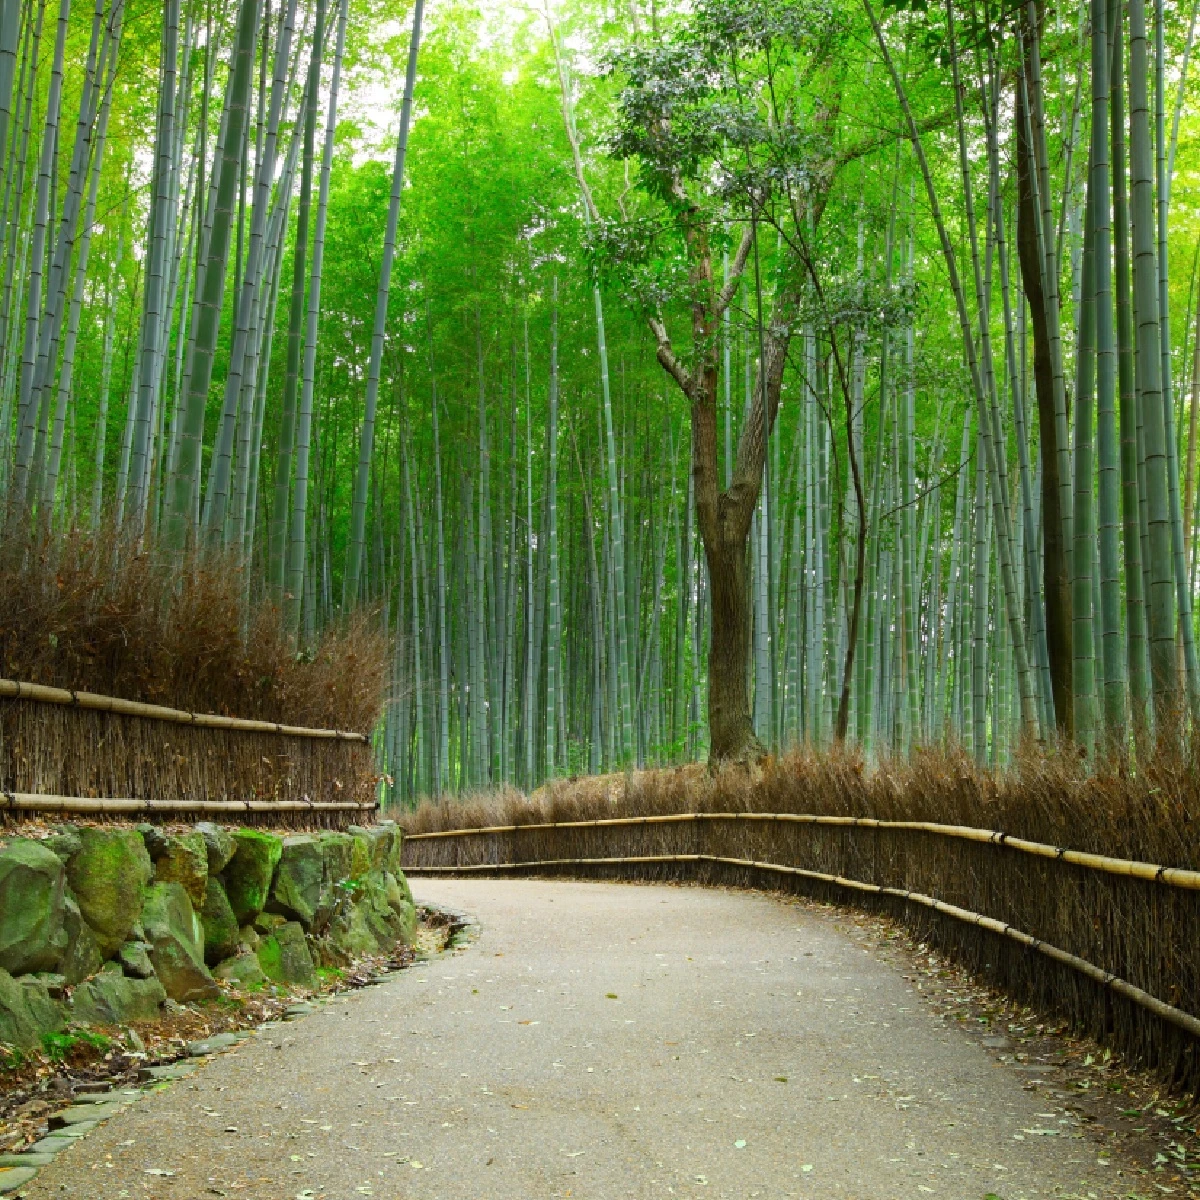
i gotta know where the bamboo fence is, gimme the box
[0,678,378,826]
[402,808,1200,1092]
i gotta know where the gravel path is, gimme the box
[20,878,1142,1199]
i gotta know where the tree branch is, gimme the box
[715,224,755,318]
[648,313,692,394]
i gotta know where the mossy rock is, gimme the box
[0,840,67,975]
[195,823,236,874]
[42,826,82,863]
[65,829,152,960]
[269,836,323,930]
[383,874,417,943]
[59,897,102,986]
[200,878,240,967]
[256,922,317,989]
[347,832,371,880]
[117,941,154,980]
[0,970,65,1050]
[152,833,209,909]
[376,822,404,876]
[318,833,354,884]
[323,872,401,960]
[72,964,165,1026]
[390,869,414,908]
[213,952,266,988]
[361,872,411,944]
[141,883,218,1002]
[348,826,393,874]
[327,904,382,960]
[223,830,282,924]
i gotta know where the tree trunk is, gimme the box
[704,526,759,762]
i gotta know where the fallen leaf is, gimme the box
[606,993,618,1000]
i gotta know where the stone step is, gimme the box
[49,1102,122,1128]
[0,1166,37,1194]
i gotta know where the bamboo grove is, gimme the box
[2,0,1200,803]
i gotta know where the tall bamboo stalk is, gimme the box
[344,0,424,605]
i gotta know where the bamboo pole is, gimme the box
[0,678,369,741]
[0,793,375,814]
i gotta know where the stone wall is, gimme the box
[0,822,415,1052]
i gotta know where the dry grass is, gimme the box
[0,518,386,731]
[401,745,1200,1094]
[0,519,388,821]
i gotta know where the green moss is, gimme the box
[65,830,152,959]
[256,935,283,982]
[224,830,283,924]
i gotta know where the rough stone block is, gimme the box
[200,877,240,966]
[0,970,64,1049]
[256,921,316,988]
[223,830,282,923]
[213,952,266,988]
[151,833,209,908]
[65,830,152,959]
[71,969,165,1026]
[59,897,102,987]
[195,823,236,874]
[269,836,323,929]
[142,883,218,1002]
[0,840,67,976]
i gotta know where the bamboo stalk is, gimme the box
[401,851,1200,1040]
[402,810,1200,890]
[0,678,369,741]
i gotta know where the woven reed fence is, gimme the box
[401,759,1200,1094]
[0,679,378,828]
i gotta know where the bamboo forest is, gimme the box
[3,0,1200,803]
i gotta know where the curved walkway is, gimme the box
[23,879,1137,1199]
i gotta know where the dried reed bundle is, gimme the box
[0,700,379,824]
[0,518,386,730]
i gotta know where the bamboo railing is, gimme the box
[404,810,1200,890]
[0,678,376,823]
[0,792,375,815]
[0,678,369,742]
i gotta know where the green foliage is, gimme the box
[40,1027,111,1062]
